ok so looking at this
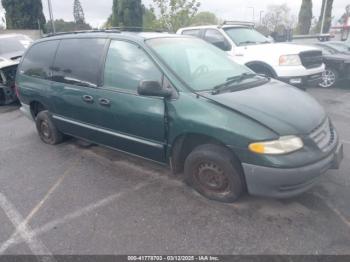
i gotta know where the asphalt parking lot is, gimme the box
[0,86,349,255]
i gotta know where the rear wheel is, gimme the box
[184,144,244,203]
[319,68,338,88]
[35,110,64,145]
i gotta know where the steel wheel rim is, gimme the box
[320,69,336,88]
[40,121,51,139]
[195,162,229,193]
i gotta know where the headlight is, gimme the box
[279,55,302,66]
[249,136,303,155]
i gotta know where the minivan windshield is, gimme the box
[224,27,270,46]
[147,37,259,92]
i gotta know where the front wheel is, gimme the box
[319,68,338,88]
[184,144,245,203]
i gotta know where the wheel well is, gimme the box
[170,133,242,175]
[246,62,276,78]
[30,101,46,118]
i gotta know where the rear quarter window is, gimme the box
[52,38,107,87]
[20,40,59,79]
[182,29,201,37]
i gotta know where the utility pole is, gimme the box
[47,0,56,34]
[320,0,328,34]
[259,10,264,24]
[248,7,255,22]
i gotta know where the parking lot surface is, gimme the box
[0,86,350,255]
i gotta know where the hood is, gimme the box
[199,80,326,136]
[0,57,19,68]
[0,51,24,61]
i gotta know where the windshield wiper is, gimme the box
[238,41,257,46]
[212,73,257,95]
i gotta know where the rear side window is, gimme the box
[103,40,162,91]
[20,40,58,79]
[182,29,201,37]
[52,38,106,87]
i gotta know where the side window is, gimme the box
[104,40,162,91]
[52,38,106,87]
[204,29,230,51]
[182,29,201,37]
[20,40,59,79]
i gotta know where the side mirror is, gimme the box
[213,41,231,51]
[137,80,173,98]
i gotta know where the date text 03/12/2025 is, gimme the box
[127,256,220,261]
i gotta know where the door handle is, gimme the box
[82,95,94,103]
[99,98,111,107]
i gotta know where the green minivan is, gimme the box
[16,31,343,202]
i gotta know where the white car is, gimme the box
[177,22,325,89]
[0,34,33,105]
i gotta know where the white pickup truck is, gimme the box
[177,22,325,89]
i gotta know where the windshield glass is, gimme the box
[0,35,31,55]
[224,27,270,46]
[147,37,254,91]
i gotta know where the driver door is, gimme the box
[92,40,167,162]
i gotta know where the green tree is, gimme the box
[46,19,91,33]
[316,0,334,33]
[191,11,218,26]
[104,15,113,28]
[261,4,295,33]
[111,0,143,28]
[143,7,161,29]
[111,0,119,27]
[151,0,201,32]
[1,0,46,30]
[297,0,313,34]
[119,0,143,27]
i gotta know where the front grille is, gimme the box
[299,50,323,69]
[309,119,336,152]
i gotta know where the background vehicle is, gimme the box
[0,34,32,105]
[310,42,350,88]
[0,59,18,105]
[16,32,342,202]
[0,34,32,61]
[315,41,350,54]
[177,21,325,89]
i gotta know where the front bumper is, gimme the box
[277,73,323,89]
[242,143,343,198]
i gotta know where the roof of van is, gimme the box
[40,31,187,42]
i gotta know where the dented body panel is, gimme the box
[0,61,18,105]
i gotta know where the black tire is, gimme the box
[184,144,244,203]
[35,110,64,145]
[319,68,339,88]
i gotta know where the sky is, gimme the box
[0,0,349,28]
